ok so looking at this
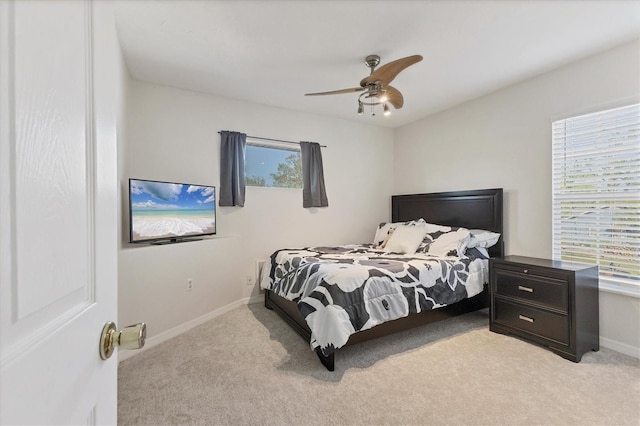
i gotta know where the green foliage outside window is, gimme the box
[270,153,302,188]
[245,143,303,189]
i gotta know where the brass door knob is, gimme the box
[99,322,147,360]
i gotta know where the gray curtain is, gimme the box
[219,131,246,207]
[300,141,328,208]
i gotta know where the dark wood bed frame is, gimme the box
[264,188,504,371]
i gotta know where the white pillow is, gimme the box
[373,222,394,246]
[416,222,456,253]
[416,223,461,254]
[383,224,427,255]
[427,227,471,257]
[422,222,451,233]
[373,218,425,247]
[468,229,501,249]
[377,228,395,249]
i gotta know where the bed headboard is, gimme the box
[392,188,504,257]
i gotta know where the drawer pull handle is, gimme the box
[519,315,535,323]
[518,285,534,293]
[523,269,529,274]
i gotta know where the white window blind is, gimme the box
[552,103,640,286]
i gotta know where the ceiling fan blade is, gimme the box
[305,87,365,96]
[360,55,423,87]
[385,86,404,109]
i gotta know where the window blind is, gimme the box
[552,103,640,284]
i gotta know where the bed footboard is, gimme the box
[264,288,489,371]
[265,289,312,342]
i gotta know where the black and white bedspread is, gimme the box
[261,244,488,357]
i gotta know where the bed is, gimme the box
[262,188,503,371]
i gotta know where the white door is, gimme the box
[1,1,120,424]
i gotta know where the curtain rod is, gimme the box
[218,132,326,148]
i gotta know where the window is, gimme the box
[552,103,639,293]
[245,139,302,188]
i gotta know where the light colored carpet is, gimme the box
[118,303,640,425]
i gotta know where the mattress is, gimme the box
[261,244,488,356]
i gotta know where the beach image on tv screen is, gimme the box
[130,179,216,242]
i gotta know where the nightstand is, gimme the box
[489,255,599,362]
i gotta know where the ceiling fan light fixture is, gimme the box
[305,54,422,117]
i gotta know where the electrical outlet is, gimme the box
[186,278,194,291]
[246,275,254,286]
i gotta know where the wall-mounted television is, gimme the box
[129,178,216,244]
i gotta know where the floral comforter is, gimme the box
[262,244,488,357]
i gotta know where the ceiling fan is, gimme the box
[305,54,423,116]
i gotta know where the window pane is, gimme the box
[245,144,302,188]
[552,104,640,285]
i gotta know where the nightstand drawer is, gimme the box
[494,270,568,312]
[493,299,569,345]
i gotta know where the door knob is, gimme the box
[99,322,147,360]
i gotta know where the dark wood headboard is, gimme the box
[392,188,504,257]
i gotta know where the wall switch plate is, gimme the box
[246,275,254,286]
[186,278,194,291]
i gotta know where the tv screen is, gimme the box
[129,178,216,244]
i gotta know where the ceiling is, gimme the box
[114,1,640,128]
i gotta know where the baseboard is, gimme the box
[118,295,639,362]
[246,294,264,305]
[118,296,261,363]
[600,336,640,359]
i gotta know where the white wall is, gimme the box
[118,81,394,341]
[394,40,640,356]
[118,40,639,359]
